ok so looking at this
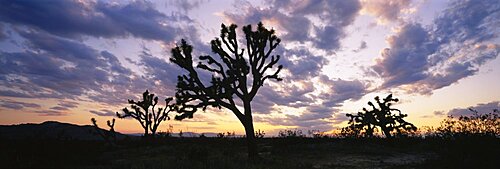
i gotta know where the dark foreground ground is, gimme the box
[0,137,498,169]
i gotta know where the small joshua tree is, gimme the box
[116,90,175,138]
[344,94,417,138]
[170,22,283,160]
[91,118,116,145]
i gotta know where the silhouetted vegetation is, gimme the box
[2,119,499,168]
[217,131,237,138]
[434,108,499,138]
[116,90,175,138]
[170,22,283,160]
[342,94,417,138]
[90,118,116,146]
[255,129,266,139]
[278,129,305,138]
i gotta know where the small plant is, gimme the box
[278,129,305,138]
[216,132,225,138]
[226,131,236,138]
[343,94,417,138]
[308,130,328,138]
[158,125,175,138]
[255,129,265,138]
[178,130,184,138]
[217,131,236,138]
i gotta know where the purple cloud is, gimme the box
[361,0,413,23]
[169,0,207,13]
[223,0,361,51]
[253,75,369,131]
[318,75,369,107]
[0,99,41,109]
[50,101,79,111]
[372,0,500,94]
[34,110,67,116]
[352,41,367,53]
[279,48,329,81]
[89,109,116,117]
[0,0,188,42]
[0,30,151,105]
[0,23,5,40]
[447,101,500,117]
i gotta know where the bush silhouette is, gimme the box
[255,129,265,138]
[436,108,499,138]
[169,22,283,160]
[116,90,175,138]
[278,129,305,138]
[343,94,417,138]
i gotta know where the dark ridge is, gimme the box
[0,121,131,140]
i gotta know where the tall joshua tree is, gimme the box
[170,22,283,160]
[116,90,175,137]
[345,94,417,138]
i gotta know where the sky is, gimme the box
[0,0,499,135]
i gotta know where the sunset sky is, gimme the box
[0,0,499,135]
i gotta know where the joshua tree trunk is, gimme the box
[144,128,149,137]
[382,127,392,138]
[243,101,258,160]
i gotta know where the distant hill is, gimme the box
[0,121,131,141]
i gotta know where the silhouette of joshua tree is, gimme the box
[170,22,283,160]
[116,90,175,138]
[91,118,116,145]
[344,94,417,138]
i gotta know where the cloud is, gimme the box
[352,41,367,52]
[254,113,334,132]
[372,0,500,94]
[0,99,41,109]
[0,23,5,40]
[253,75,369,131]
[89,109,116,117]
[372,23,433,88]
[447,101,500,117]
[34,110,67,116]
[50,101,79,111]
[360,0,413,23]
[433,110,444,116]
[318,75,369,107]
[252,80,315,114]
[96,0,179,42]
[222,0,361,51]
[279,47,329,81]
[168,0,207,13]
[0,29,150,104]
[137,47,185,95]
[0,0,188,42]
